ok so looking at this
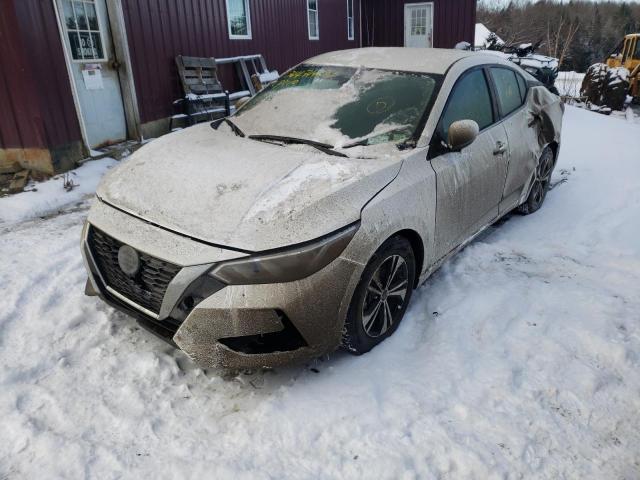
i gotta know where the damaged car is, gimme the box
[81,47,563,369]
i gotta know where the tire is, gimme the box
[342,236,416,355]
[581,63,608,105]
[602,67,630,111]
[518,146,555,215]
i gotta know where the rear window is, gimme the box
[515,72,527,102]
[491,67,524,116]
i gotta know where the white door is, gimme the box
[404,3,433,48]
[57,0,127,148]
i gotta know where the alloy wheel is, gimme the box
[532,150,554,207]
[361,255,409,338]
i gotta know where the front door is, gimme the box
[404,3,433,48]
[430,68,509,259]
[57,0,127,149]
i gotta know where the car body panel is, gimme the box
[174,255,364,369]
[340,150,438,274]
[498,102,540,213]
[82,47,564,370]
[97,122,403,252]
[307,47,474,75]
[430,121,509,258]
[86,199,248,266]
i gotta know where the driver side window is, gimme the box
[438,69,495,142]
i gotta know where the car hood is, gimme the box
[97,123,402,252]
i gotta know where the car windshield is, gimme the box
[233,64,440,148]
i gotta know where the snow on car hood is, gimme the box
[97,123,402,252]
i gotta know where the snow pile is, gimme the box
[513,53,559,71]
[484,49,559,72]
[608,66,629,86]
[234,67,431,151]
[1,106,640,478]
[244,159,356,221]
[474,23,503,48]
[258,70,279,83]
[556,71,585,97]
[0,158,117,226]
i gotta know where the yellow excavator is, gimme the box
[581,33,640,111]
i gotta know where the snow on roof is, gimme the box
[475,23,504,48]
[307,47,474,74]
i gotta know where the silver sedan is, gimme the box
[81,47,563,369]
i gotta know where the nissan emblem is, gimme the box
[118,245,140,276]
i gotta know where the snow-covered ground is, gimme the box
[0,158,117,226]
[1,106,640,479]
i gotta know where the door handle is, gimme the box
[109,57,122,70]
[493,141,507,155]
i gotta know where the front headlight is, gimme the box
[209,223,359,285]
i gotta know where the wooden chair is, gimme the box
[173,55,235,127]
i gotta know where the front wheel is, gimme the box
[518,146,555,215]
[342,236,416,355]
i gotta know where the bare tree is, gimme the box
[546,15,580,69]
[477,0,640,72]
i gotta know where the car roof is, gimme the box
[306,47,485,75]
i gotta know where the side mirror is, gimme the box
[448,119,479,151]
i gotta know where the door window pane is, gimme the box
[308,0,319,39]
[63,0,104,61]
[227,0,251,37]
[85,2,99,30]
[347,0,354,40]
[90,32,104,58]
[63,0,77,30]
[439,69,494,139]
[411,8,427,35]
[73,1,88,30]
[491,68,524,116]
[515,72,527,102]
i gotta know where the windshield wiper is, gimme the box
[248,134,348,158]
[211,118,245,137]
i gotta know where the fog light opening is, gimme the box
[219,311,308,354]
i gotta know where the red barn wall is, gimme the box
[121,0,362,126]
[362,0,477,49]
[0,0,477,173]
[0,0,83,173]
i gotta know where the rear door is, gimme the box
[488,67,538,213]
[430,67,509,259]
[404,3,433,48]
[57,0,127,148]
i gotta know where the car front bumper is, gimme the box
[82,201,364,369]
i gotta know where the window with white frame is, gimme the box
[307,0,319,40]
[61,0,106,61]
[347,0,354,40]
[226,0,252,39]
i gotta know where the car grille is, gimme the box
[87,226,181,315]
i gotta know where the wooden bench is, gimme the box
[172,55,250,128]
